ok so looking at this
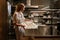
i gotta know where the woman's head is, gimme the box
[16,3,25,12]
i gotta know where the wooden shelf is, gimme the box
[43,17,60,20]
[43,13,51,15]
[25,34,60,38]
[38,24,46,27]
[45,23,57,25]
[43,17,52,19]
[25,6,39,9]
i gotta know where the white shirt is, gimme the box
[13,11,25,24]
[13,11,26,33]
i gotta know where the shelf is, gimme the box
[43,17,60,20]
[25,5,39,9]
[46,23,57,25]
[53,17,60,20]
[38,24,46,27]
[43,17,52,19]
[34,16,43,17]
[25,34,60,37]
[43,13,51,15]
[30,11,46,13]
[28,9,60,11]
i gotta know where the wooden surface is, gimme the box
[0,0,8,40]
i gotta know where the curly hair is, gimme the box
[16,3,25,12]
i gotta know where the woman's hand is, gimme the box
[19,24,25,29]
[15,23,25,27]
[21,25,25,27]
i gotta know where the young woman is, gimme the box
[13,3,34,40]
[13,3,30,40]
[13,3,26,34]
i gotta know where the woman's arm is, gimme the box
[15,23,25,27]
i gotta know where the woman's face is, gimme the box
[22,6,25,12]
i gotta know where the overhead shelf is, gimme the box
[30,11,46,13]
[25,5,39,9]
[43,17,60,20]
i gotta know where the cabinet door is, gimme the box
[0,0,8,40]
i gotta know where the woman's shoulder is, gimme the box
[14,11,18,14]
[13,12,18,17]
[13,12,18,15]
